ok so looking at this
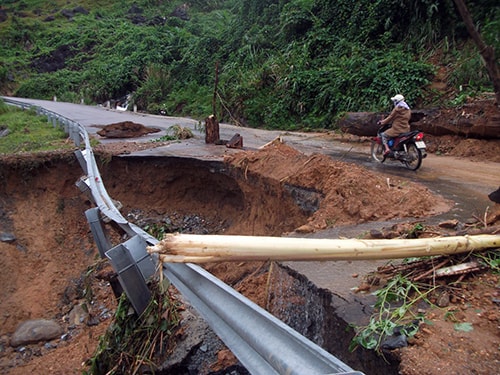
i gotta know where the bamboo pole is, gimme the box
[147,233,500,263]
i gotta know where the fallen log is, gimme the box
[371,254,487,282]
[338,101,500,139]
[337,110,435,137]
[147,233,500,263]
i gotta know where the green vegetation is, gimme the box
[0,1,498,130]
[144,222,172,239]
[150,124,194,142]
[0,100,73,153]
[476,250,500,273]
[350,249,500,353]
[350,274,433,352]
[85,279,180,375]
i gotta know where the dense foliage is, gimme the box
[0,0,498,129]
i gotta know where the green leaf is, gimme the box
[454,322,473,332]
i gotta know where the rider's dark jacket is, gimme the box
[380,105,411,137]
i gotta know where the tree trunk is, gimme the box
[148,233,500,263]
[338,104,500,139]
[453,0,500,105]
[205,114,220,144]
[338,109,437,137]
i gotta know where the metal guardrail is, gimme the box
[2,97,364,375]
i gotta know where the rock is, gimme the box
[369,229,384,239]
[465,217,479,225]
[488,187,500,203]
[10,319,63,347]
[0,126,10,138]
[73,6,88,15]
[381,333,408,350]
[438,219,459,229]
[16,244,27,252]
[68,304,89,326]
[60,9,74,20]
[159,301,230,373]
[160,309,207,369]
[0,232,16,243]
[294,224,314,234]
[436,291,450,307]
[171,4,189,20]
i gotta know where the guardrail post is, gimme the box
[105,235,156,315]
[85,207,112,257]
[71,125,82,147]
[74,150,88,175]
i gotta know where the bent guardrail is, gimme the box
[2,97,363,375]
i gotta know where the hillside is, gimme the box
[0,0,498,130]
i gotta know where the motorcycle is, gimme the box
[371,123,427,171]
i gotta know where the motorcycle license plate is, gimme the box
[415,141,426,149]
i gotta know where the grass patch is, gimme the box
[151,124,194,143]
[0,103,74,154]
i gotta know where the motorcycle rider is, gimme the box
[377,94,411,156]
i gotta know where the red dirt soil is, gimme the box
[0,128,499,374]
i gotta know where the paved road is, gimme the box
[5,96,499,323]
[3,96,333,158]
[7,97,497,203]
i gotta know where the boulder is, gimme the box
[10,319,63,347]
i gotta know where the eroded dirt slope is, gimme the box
[0,137,498,374]
[224,140,452,232]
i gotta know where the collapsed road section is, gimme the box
[3,97,363,375]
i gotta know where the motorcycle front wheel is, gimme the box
[370,141,385,163]
[403,143,423,170]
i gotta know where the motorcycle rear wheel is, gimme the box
[403,143,423,170]
[370,141,385,163]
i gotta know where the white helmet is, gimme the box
[391,94,405,104]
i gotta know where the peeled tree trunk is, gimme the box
[147,233,500,263]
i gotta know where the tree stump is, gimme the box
[205,114,220,144]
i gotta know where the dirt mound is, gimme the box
[96,121,161,138]
[397,271,500,375]
[224,140,451,233]
[424,134,500,162]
